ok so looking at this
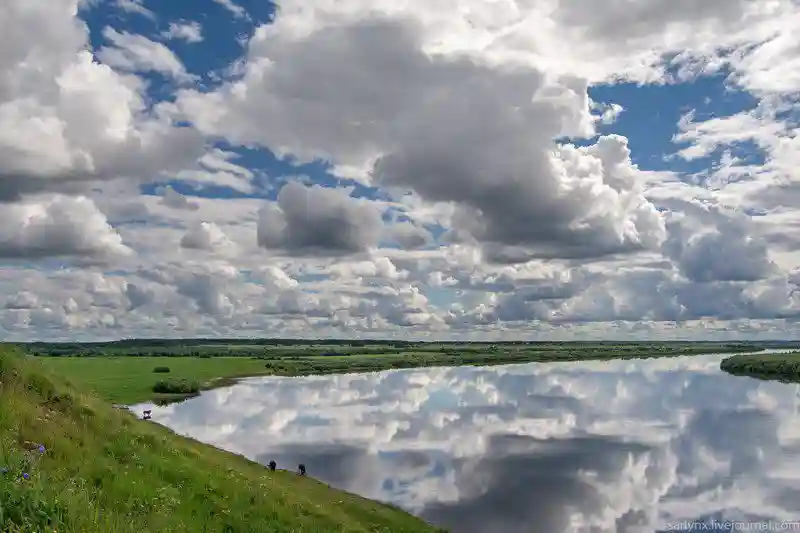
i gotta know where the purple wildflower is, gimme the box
[22,472,29,480]
[38,445,45,454]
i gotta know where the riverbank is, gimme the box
[720,351,800,382]
[35,342,767,404]
[0,347,443,533]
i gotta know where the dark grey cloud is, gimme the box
[387,222,433,250]
[124,282,152,310]
[257,182,383,256]
[662,201,778,283]
[159,185,200,211]
[174,272,234,315]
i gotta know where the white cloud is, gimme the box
[176,17,665,262]
[1,0,800,340]
[212,0,247,20]
[97,27,195,83]
[115,0,155,20]
[181,221,235,252]
[0,0,205,202]
[162,21,204,43]
[0,195,132,261]
[173,149,256,193]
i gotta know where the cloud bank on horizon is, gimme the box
[1,0,799,341]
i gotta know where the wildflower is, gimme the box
[0,467,8,475]
[22,472,29,480]
[38,445,46,454]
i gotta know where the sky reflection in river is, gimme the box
[136,355,800,533]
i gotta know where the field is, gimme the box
[0,347,443,533]
[28,340,778,404]
[39,356,276,404]
[720,351,800,382]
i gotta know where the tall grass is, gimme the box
[152,379,199,394]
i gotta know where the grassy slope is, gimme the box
[39,344,765,405]
[720,352,800,382]
[0,349,442,533]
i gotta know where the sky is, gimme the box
[1,0,799,342]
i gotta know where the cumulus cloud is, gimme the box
[176,16,665,262]
[257,182,383,256]
[0,195,132,261]
[180,221,234,251]
[661,201,779,283]
[0,0,205,202]
[1,0,799,340]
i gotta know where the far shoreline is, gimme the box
[29,341,773,405]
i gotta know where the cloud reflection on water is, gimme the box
[136,356,800,533]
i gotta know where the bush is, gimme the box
[152,379,200,395]
[153,366,171,373]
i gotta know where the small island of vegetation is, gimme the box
[720,351,800,382]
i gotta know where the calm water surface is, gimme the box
[135,354,800,533]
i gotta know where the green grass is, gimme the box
[720,352,800,382]
[38,356,275,405]
[0,347,444,533]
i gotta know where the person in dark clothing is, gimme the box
[298,464,306,476]
[268,461,277,471]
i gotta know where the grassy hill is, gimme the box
[0,348,443,533]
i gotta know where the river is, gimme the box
[133,352,800,533]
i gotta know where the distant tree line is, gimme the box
[16,338,786,358]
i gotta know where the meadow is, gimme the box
[30,340,775,404]
[39,356,276,404]
[0,347,443,533]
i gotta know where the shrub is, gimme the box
[153,366,171,373]
[152,379,200,395]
